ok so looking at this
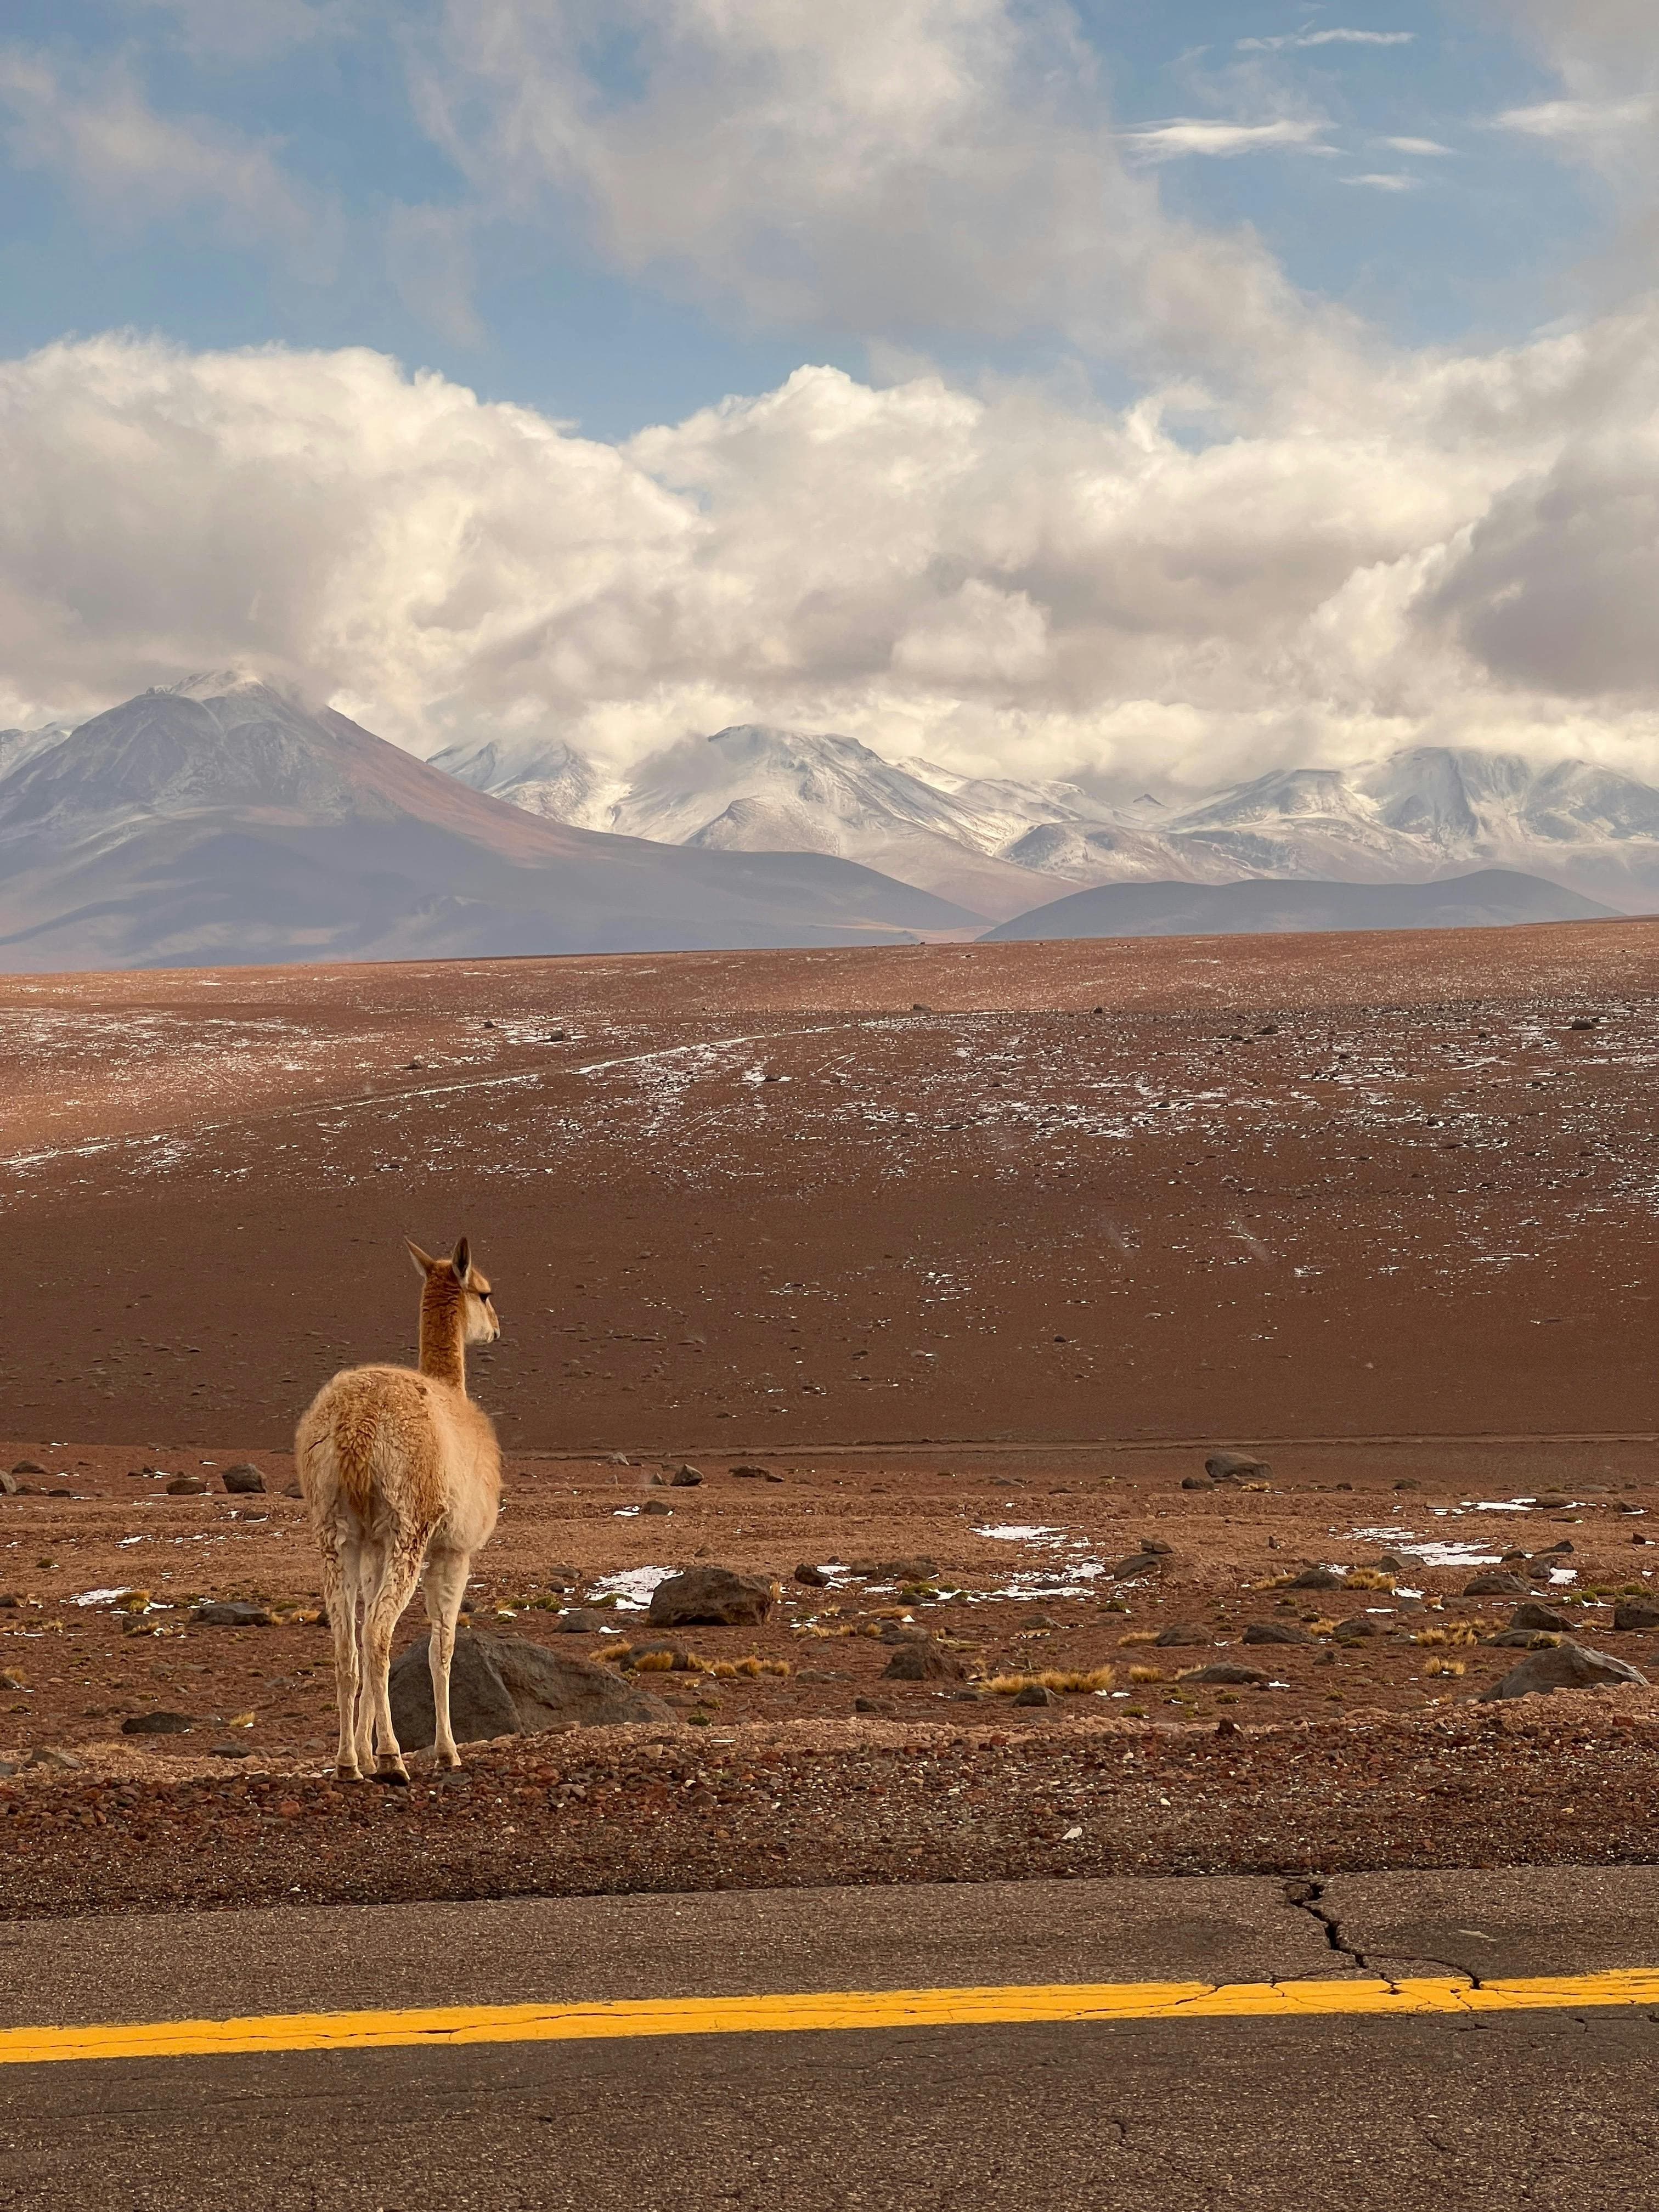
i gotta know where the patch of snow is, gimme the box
[587,1565,678,1611]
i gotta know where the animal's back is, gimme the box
[296,1363,499,1544]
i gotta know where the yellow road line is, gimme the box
[4,1971,1659,2067]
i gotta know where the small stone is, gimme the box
[282,1481,303,1499]
[164,1475,207,1496]
[648,1567,774,1629]
[1242,1622,1314,1646]
[1487,1629,1558,1649]
[121,1712,194,1735]
[1464,1571,1528,1596]
[671,1465,704,1487]
[851,1556,938,1583]
[1137,1539,1176,1557]
[1154,1624,1211,1647]
[1533,1493,1573,1511]
[882,1639,967,1683]
[1206,1452,1269,1482]
[1511,1601,1573,1632]
[1185,1662,1268,1686]
[1110,1554,1163,1581]
[208,1745,256,1759]
[1480,1641,1647,1702]
[1012,1683,1053,1707]
[793,1562,830,1588]
[641,1498,674,1516]
[852,1696,891,1714]
[1286,1567,1344,1590]
[9,1461,46,1476]
[1613,1599,1659,1632]
[1568,1017,1599,1030]
[221,1464,266,1495]
[1334,1616,1383,1641]
[1181,1475,1215,1491]
[730,1464,770,1480]
[193,1601,273,1628]
[554,1609,609,1634]
[26,1747,82,1770]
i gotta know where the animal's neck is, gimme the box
[418,1289,467,1392]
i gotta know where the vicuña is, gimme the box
[295,1236,501,1782]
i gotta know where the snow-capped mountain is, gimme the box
[0,677,980,972]
[443,723,1659,912]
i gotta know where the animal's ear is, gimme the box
[405,1238,437,1280]
[450,1235,472,1285]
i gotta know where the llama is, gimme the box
[295,1236,501,1782]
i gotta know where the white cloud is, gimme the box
[1237,29,1414,50]
[1491,97,1652,139]
[6,326,1659,792]
[1122,118,1331,161]
[1381,135,1452,155]
[0,48,334,266]
[1342,172,1421,190]
[412,0,1358,403]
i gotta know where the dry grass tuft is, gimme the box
[115,1589,153,1613]
[1346,1568,1396,1591]
[1117,1630,1160,1647]
[1444,1620,1479,1647]
[631,1649,675,1672]
[1127,1665,1164,1684]
[1423,1656,1466,1678]
[983,1666,1115,1696]
[1412,1627,1447,1647]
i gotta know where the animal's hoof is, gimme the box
[437,1750,462,1771]
[372,1762,411,1787]
[335,1764,363,1783]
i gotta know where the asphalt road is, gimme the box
[2,1871,1659,2209]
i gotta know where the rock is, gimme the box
[1154,1624,1211,1647]
[1487,1629,1558,1649]
[193,1601,273,1628]
[26,1747,82,1770]
[671,1465,704,1487]
[1480,1641,1648,1702]
[851,1556,938,1583]
[1286,1567,1344,1590]
[648,1567,774,1628]
[1137,1539,1176,1556]
[1242,1622,1314,1645]
[1613,1599,1659,1632]
[221,1464,266,1494]
[121,1712,194,1735]
[165,1475,207,1496]
[1012,1683,1053,1707]
[1184,1662,1268,1686]
[209,1745,256,1759]
[730,1465,770,1480]
[9,1461,45,1476]
[1334,1616,1383,1641]
[389,1630,673,1749]
[1464,1571,1528,1596]
[852,1696,892,1715]
[1025,1612,1058,1630]
[1533,1493,1573,1511]
[882,1639,967,1682]
[1110,1554,1164,1581]
[1181,1475,1215,1491]
[1206,1452,1269,1481]
[1512,1601,1574,1632]
[282,1481,303,1499]
[0,1595,16,1609]
[554,1609,610,1634]
[641,1498,674,1516]
[793,1563,831,1588]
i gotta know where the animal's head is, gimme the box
[406,1235,500,1345]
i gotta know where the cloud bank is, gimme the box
[4,322,1659,792]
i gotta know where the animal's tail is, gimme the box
[296,1392,382,1521]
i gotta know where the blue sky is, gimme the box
[0,1,1618,439]
[3,1,1657,791]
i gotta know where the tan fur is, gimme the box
[295,1236,501,1782]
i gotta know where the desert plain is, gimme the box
[1,918,1657,1912]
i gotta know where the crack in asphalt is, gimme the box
[1281,1879,1487,1996]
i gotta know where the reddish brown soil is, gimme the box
[1,924,1656,1908]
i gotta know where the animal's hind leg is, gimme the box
[363,1530,431,1785]
[421,1549,471,1771]
[350,1541,380,1776]
[319,1532,362,1781]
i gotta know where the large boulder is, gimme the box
[647,1566,774,1628]
[221,1463,266,1495]
[1206,1451,1269,1482]
[1479,1640,1649,1703]
[1242,1621,1314,1646]
[1613,1599,1659,1632]
[1465,1571,1528,1596]
[388,1630,674,1748]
